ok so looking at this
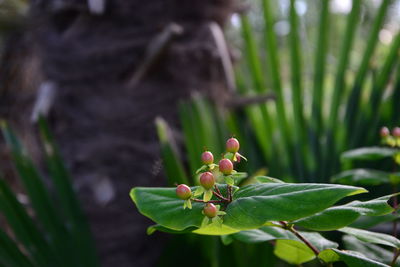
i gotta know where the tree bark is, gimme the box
[0,0,235,266]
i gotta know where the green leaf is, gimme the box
[232,226,338,251]
[224,176,234,186]
[146,224,196,235]
[350,214,399,229]
[274,240,315,265]
[130,184,236,232]
[319,249,389,267]
[193,186,204,197]
[341,147,398,161]
[203,190,213,202]
[231,172,248,180]
[223,183,367,229]
[339,227,400,249]
[343,235,400,266]
[294,194,395,231]
[195,165,208,174]
[220,235,234,245]
[331,169,391,186]
[193,223,238,235]
[255,176,285,184]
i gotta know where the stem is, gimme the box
[212,190,229,202]
[227,185,233,202]
[279,221,320,256]
[391,249,400,266]
[214,185,222,196]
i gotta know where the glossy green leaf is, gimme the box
[255,176,285,184]
[350,214,399,229]
[339,227,400,249]
[294,194,395,230]
[131,184,237,233]
[146,224,197,235]
[343,235,400,266]
[274,240,315,265]
[331,169,391,186]
[231,226,338,251]
[341,147,398,161]
[223,183,366,229]
[319,249,389,266]
[131,183,366,233]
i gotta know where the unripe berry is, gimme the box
[200,172,215,190]
[219,159,233,175]
[203,203,217,218]
[393,127,400,138]
[176,184,191,200]
[226,138,240,153]
[380,127,390,137]
[201,151,214,165]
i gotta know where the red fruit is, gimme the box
[201,151,214,165]
[380,127,390,137]
[219,159,233,175]
[203,203,217,218]
[200,172,215,190]
[176,184,191,200]
[393,127,400,138]
[226,138,240,153]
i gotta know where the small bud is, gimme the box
[203,203,217,218]
[393,127,400,138]
[380,127,390,137]
[200,172,215,190]
[219,159,233,175]
[176,184,191,200]
[201,151,214,165]
[226,138,240,153]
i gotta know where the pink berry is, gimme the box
[203,203,217,218]
[219,159,233,175]
[393,127,400,138]
[226,138,240,153]
[176,184,191,200]
[201,151,214,165]
[380,127,390,137]
[200,172,215,190]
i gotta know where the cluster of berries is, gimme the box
[380,127,400,147]
[175,138,243,227]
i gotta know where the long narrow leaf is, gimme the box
[37,118,99,267]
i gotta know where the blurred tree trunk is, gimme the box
[2,0,235,266]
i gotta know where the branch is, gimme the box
[279,221,320,256]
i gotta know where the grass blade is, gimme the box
[261,0,294,176]
[0,228,35,267]
[37,118,100,267]
[344,0,392,138]
[288,0,311,180]
[155,117,189,185]
[1,122,79,267]
[322,0,362,181]
[355,31,400,145]
[0,177,58,266]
